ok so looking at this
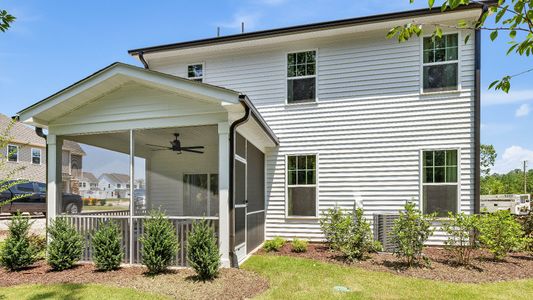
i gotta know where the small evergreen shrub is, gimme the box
[291,239,308,253]
[0,214,38,271]
[99,199,107,206]
[478,210,525,260]
[140,210,179,274]
[92,221,123,271]
[187,219,220,280]
[392,202,435,267]
[263,237,285,252]
[47,217,83,271]
[320,207,352,251]
[442,212,480,265]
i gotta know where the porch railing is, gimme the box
[63,215,219,267]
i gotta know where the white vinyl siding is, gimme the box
[149,28,476,244]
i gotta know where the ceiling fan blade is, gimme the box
[146,144,171,149]
[181,146,205,150]
[151,148,170,151]
[182,149,204,154]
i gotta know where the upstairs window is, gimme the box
[287,155,317,217]
[32,148,41,165]
[287,51,316,103]
[423,34,458,93]
[7,144,18,162]
[422,150,458,217]
[187,64,203,82]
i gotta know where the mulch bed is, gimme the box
[260,243,533,283]
[0,260,269,300]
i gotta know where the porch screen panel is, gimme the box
[183,174,209,216]
[246,142,265,212]
[235,161,246,205]
[235,207,246,246]
[247,211,265,253]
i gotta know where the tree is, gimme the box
[388,1,533,92]
[481,144,497,176]
[0,9,15,32]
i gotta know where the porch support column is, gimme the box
[218,122,231,267]
[46,134,63,227]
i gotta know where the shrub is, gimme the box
[517,212,533,254]
[320,207,352,251]
[291,239,308,253]
[339,208,381,261]
[99,199,107,206]
[392,202,435,267]
[0,214,38,271]
[47,217,83,271]
[187,219,220,280]
[478,210,525,260]
[263,237,285,252]
[28,234,47,259]
[92,221,123,271]
[140,210,179,274]
[89,198,97,206]
[442,212,480,265]
[82,198,90,206]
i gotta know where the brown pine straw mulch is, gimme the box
[0,261,269,300]
[260,243,533,283]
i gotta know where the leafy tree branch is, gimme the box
[0,9,15,32]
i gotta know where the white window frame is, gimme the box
[187,62,205,82]
[183,172,219,217]
[31,148,42,165]
[7,144,19,163]
[420,31,462,94]
[419,148,461,217]
[285,153,319,219]
[285,49,319,105]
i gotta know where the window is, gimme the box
[117,184,121,189]
[422,150,458,217]
[422,34,459,92]
[187,64,203,82]
[31,148,41,164]
[287,155,317,217]
[183,173,219,217]
[37,183,46,193]
[7,144,18,162]
[17,182,34,193]
[287,51,316,103]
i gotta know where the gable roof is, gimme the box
[81,172,98,183]
[0,114,85,155]
[100,173,130,184]
[127,2,492,56]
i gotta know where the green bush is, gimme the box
[291,239,308,253]
[478,210,525,260]
[99,199,107,206]
[263,237,285,252]
[28,234,47,259]
[517,212,533,254]
[47,217,83,271]
[320,207,352,251]
[140,210,179,274]
[187,219,220,280]
[92,221,123,271]
[0,214,38,271]
[392,202,435,267]
[442,212,480,265]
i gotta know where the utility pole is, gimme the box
[524,160,528,194]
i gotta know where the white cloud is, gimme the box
[493,146,533,174]
[482,89,533,106]
[515,104,530,117]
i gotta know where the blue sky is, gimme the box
[1,0,532,174]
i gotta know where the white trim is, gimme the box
[419,148,461,216]
[6,144,19,163]
[285,49,319,105]
[419,32,461,94]
[187,62,205,82]
[31,147,42,165]
[284,153,319,219]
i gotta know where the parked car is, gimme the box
[0,181,82,215]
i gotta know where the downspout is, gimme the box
[228,95,251,267]
[473,4,486,214]
[139,51,149,69]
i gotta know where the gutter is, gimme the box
[138,51,149,69]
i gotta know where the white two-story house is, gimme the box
[16,3,486,267]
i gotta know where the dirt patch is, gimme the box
[260,243,533,283]
[0,261,268,300]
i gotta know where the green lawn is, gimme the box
[0,283,168,300]
[82,205,129,212]
[242,255,533,300]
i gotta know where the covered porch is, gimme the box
[17,63,278,267]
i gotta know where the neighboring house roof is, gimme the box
[100,173,130,184]
[81,172,98,183]
[0,113,85,155]
[127,2,492,56]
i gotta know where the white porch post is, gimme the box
[218,122,231,267]
[46,134,63,226]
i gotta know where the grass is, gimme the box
[242,255,533,300]
[0,283,169,300]
[82,205,128,212]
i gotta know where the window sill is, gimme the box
[285,216,319,220]
[420,89,466,96]
[284,100,318,107]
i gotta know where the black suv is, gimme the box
[0,181,82,215]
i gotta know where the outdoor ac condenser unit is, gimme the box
[373,213,400,253]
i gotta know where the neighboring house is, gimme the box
[16,3,487,267]
[79,172,100,198]
[98,173,134,198]
[0,114,85,192]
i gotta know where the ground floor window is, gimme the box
[287,154,317,217]
[183,173,219,217]
[422,149,458,217]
